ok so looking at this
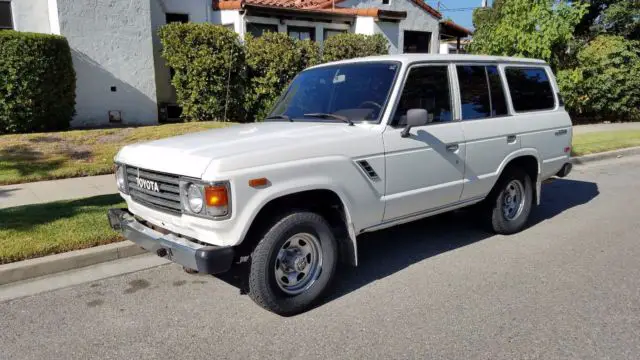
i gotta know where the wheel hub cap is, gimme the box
[502,179,525,221]
[274,233,323,295]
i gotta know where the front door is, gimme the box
[382,64,465,221]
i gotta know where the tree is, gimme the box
[469,0,588,69]
[557,35,640,122]
[575,0,640,41]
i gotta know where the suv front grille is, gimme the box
[126,166,182,214]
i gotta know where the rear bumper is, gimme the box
[556,162,573,178]
[107,208,234,274]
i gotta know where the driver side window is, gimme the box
[393,66,452,126]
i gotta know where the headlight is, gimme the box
[115,164,128,194]
[186,183,204,213]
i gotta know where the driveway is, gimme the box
[1,157,639,359]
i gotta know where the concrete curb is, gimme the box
[572,146,640,165]
[0,241,146,286]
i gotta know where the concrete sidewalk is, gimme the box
[0,174,117,209]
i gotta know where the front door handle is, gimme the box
[446,144,459,152]
[507,135,517,143]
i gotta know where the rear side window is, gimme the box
[393,66,452,126]
[457,65,508,120]
[505,67,555,112]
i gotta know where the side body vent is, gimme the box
[357,160,381,181]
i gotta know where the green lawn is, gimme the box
[0,194,126,264]
[0,122,229,185]
[572,130,640,156]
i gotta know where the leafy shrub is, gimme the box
[557,36,640,122]
[159,23,245,121]
[244,32,320,121]
[0,31,76,134]
[322,33,388,63]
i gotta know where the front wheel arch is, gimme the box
[238,189,358,267]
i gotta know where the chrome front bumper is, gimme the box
[107,208,234,274]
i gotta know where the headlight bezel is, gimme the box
[180,179,232,220]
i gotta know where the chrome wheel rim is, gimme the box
[502,179,525,221]
[274,233,323,295]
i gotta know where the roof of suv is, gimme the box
[311,54,547,69]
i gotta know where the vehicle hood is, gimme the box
[116,122,378,178]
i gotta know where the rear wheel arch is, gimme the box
[238,189,358,267]
[495,152,542,205]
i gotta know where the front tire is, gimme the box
[485,168,533,235]
[248,211,338,316]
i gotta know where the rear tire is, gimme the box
[485,168,533,235]
[248,211,338,316]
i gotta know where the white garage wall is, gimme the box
[56,0,159,127]
[11,0,51,33]
[339,0,441,54]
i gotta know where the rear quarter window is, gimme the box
[505,67,555,112]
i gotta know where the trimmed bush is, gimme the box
[557,36,640,123]
[0,31,76,134]
[244,32,320,121]
[322,33,389,62]
[159,23,245,121]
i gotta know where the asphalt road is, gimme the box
[2,157,639,360]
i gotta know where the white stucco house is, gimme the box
[1,0,470,126]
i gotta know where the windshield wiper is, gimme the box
[265,114,292,122]
[303,113,353,126]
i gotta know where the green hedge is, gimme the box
[557,36,640,122]
[159,23,245,122]
[159,24,389,121]
[244,32,320,121]
[0,31,76,134]
[322,33,389,62]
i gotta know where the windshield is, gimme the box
[268,62,400,123]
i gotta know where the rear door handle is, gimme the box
[507,135,517,143]
[555,129,568,136]
[446,144,459,152]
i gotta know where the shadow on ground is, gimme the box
[214,178,600,311]
[0,188,16,199]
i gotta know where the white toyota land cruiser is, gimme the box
[109,54,573,315]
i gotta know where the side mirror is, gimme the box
[401,109,429,138]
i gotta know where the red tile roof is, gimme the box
[440,19,473,36]
[212,0,407,19]
[213,0,441,19]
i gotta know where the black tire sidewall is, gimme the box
[249,212,338,315]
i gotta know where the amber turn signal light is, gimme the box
[249,178,269,188]
[205,185,228,207]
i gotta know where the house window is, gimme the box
[288,26,315,41]
[166,13,189,24]
[323,29,346,40]
[0,1,13,30]
[403,30,431,53]
[247,23,278,38]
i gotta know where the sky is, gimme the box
[425,0,494,30]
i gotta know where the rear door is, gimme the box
[457,64,520,201]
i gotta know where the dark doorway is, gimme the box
[403,30,431,53]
